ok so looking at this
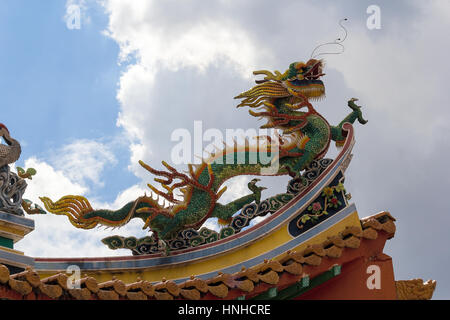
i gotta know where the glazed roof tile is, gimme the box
[0,211,425,300]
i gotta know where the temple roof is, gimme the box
[1,211,429,300]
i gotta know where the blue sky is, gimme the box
[1,0,449,299]
[0,0,138,202]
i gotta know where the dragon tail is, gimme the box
[39,195,156,230]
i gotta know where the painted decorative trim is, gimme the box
[0,248,35,268]
[288,171,348,237]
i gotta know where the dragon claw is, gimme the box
[347,98,368,125]
[248,178,267,204]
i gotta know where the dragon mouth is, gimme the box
[284,79,325,100]
[303,61,324,80]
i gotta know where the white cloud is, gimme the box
[101,0,272,177]
[13,137,149,257]
[20,157,87,203]
[91,183,148,209]
[16,211,148,258]
[102,0,268,75]
[50,139,117,188]
[326,2,450,142]
[16,158,149,257]
[18,138,119,205]
[217,176,252,204]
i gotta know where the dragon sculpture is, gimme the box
[0,123,41,215]
[40,58,367,242]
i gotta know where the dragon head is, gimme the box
[235,59,325,131]
[279,59,325,99]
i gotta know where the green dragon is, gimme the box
[40,58,367,241]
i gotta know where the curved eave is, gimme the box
[0,211,418,300]
[34,124,357,284]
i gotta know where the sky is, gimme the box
[0,0,449,299]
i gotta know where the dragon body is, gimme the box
[40,59,367,240]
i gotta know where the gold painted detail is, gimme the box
[0,246,24,255]
[0,224,26,237]
[396,279,436,300]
